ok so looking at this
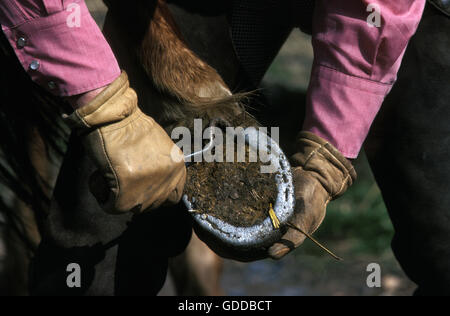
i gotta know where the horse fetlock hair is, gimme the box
[139,0,246,126]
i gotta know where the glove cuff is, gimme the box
[291,131,357,199]
[67,71,138,130]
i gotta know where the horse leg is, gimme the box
[103,1,239,296]
[365,4,450,295]
[2,127,59,295]
[169,234,224,296]
[102,0,301,295]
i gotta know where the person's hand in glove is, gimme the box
[67,71,186,214]
[268,131,357,259]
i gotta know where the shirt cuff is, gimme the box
[0,1,120,96]
[303,65,392,159]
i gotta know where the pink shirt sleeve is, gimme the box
[303,0,426,158]
[0,0,120,96]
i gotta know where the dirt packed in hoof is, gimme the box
[185,144,278,227]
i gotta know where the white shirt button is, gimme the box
[17,37,27,49]
[29,60,40,71]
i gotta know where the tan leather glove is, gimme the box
[268,132,356,259]
[67,71,186,214]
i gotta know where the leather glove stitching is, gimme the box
[322,143,356,180]
[317,145,353,183]
[317,148,352,199]
[302,143,325,167]
[141,114,156,129]
[318,145,348,175]
[100,110,142,134]
[74,110,91,129]
[96,128,120,202]
[332,174,351,199]
[312,202,328,234]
